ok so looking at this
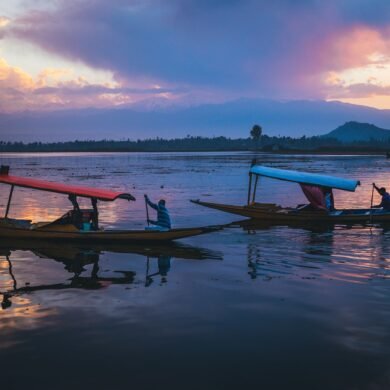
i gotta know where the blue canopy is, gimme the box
[250,165,360,192]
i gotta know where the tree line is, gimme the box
[0,125,389,153]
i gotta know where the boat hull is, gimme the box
[191,200,390,224]
[0,219,221,242]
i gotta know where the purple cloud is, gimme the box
[6,0,390,101]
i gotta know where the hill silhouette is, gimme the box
[324,121,390,142]
[1,99,390,142]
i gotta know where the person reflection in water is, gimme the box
[158,255,171,283]
[146,256,172,285]
[372,184,390,210]
[144,195,171,229]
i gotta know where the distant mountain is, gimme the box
[324,121,390,142]
[1,99,390,142]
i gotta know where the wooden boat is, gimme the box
[0,165,221,242]
[192,164,390,225]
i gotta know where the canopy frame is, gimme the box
[5,185,14,219]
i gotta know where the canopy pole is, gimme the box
[5,185,14,218]
[247,173,253,205]
[252,175,259,203]
[247,158,257,205]
[91,197,99,230]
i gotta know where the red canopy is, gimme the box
[0,173,135,202]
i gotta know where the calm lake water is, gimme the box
[1,152,390,389]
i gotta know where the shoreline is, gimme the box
[0,149,388,155]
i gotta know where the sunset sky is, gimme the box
[0,0,389,114]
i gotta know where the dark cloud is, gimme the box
[339,0,390,25]
[7,0,390,100]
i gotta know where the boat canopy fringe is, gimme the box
[250,165,360,192]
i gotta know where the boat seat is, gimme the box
[145,226,169,232]
[5,218,32,228]
[33,222,80,232]
[31,222,52,230]
[251,202,281,210]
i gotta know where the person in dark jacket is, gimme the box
[323,187,335,211]
[144,194,171,229]
[372,183,390,210]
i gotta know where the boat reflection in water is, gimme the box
[233,219,390,283]
[0,241,222,310]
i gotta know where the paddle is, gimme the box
[370,183,375,225]
[144,194,150,226]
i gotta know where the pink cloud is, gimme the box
[2,0,390,109]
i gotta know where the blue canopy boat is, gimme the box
[192,165,390,224]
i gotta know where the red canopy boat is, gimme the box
[0,165,221,242]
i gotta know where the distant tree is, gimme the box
[250,124,262,150]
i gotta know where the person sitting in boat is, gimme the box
[372,183,390,210]
[68,194,83,228]
[144,194,171,229]
[323,187,335,211]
